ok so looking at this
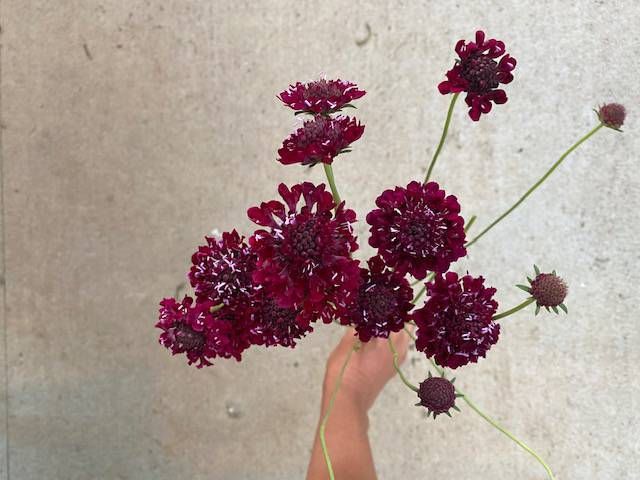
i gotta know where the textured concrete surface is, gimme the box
[1,1,639,479]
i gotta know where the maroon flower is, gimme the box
[189,230,256,305]
[597,103,626,130]
[345,256,414,342]
[249,290,313,348]
[248,182,360,325]
[156,296,222,368]
[278,115,364,166]
[366,181,466,280]
[278,79,366,114]
[416,373,459,419]
[414,272,500,369]
[438,30,516,121]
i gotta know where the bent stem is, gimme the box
[425,92,459,182]
[323,163,342,205]
[493,297,535,321]
[319,342,357,480]
[403,327,556,480]
[388,337,418,392]
[461,395,557,480]
[466,123,605,248]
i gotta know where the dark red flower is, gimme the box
[189,230,256,305]
[597,103,626,130]
[414,272,500,369]
[248,182,360,325]
[156,296,222,368]
[277,115,364,166]
[366,181,466,280]
[530,272,568,308]
[345,256,414,342]
[417,373,458,419]
[438,30,516,121]
[278,79,366,114]
[249,290,313,348]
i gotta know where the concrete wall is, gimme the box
[1,1,638,478]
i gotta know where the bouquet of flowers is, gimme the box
[155,30,625,479]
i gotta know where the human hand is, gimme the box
[324,327,410,412]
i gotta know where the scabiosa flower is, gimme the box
[249,290,312,348]
[438,30,516,121]
[345,256,414,342]
[597,103,626,130]
[189,230,256,305]
[156,296,221,368]
[277,115,365,166]
[366,181,466,280]
[278,79,366,114]
[519,265,568,315]
[248,182,360,325]
[416,372,460,419]
[414,272,500,369]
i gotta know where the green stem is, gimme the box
[319,343,357,479]
[411,272,435,304]
[466,123,604,248]
[493,297,535,321]
[404,327,555,479]
[388,337,418,392]
[425,93,459,182]
[461,395,556,480]
[323,163,342,205]
[464,214,477,233]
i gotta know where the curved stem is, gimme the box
[388,337,418,392]
[404,327,555,479]
[493,297,535,321]
[319,343,356,479]
[464,214,477,233]
[323,163,342,205]
[461,395,556,480]
[425,93,459,182]
[411,272,435,304]
[466,123,604,248]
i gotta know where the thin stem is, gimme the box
[425,92,459,182]
[323,163,342,205]
[404,327,555,479]
[464,214,477,233]
[461,395,556,480]
[411,272,435,304]
[466,123,604,248]
[388,337,418,392]
[493,297,536,321]
[319,343,357,479]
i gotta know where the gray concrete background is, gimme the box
[1,1,639,479]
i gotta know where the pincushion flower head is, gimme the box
[345,256,414,342]
[248,182,360,325]
[438,30,516,121]
[278,115,365,166]
[250,290,313,348]
[414,272,500,369]
[416,372,460,419]
[189,230,255,305]
[519,265,569,315]
[366,181,466,280]
[278,78,366,114]
[597,103,626,130]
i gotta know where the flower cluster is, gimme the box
[277,78,366,166]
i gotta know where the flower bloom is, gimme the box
[278,79,366,114]
[414,272,500,369]
[366,181,466,280]
[530,272,568,308]
[345,256,414,342]
[597,103,626,130]
[156,297,220,368]
[189,230,256,305]
[249,290,312,348]
[248,182,360,325]
[438,30,516,121]
[417,373,458,419]
[278,115,364,166]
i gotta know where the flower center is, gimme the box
[175,323,205,351]
[395,214,445,257]
[298,117,341,148]
[262,298,297,329]
[460,54,499,93]
[303,79,342,101]
[361,285,397,320]
[290,219,321,260]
